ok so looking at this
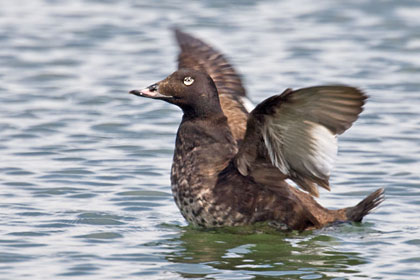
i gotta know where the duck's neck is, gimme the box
[180,98,225,120]
[172,112,237,182]
[178,112,236,149]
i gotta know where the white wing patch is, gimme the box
[306,121,337,177]
[240,96,254,112]
[263,117,337,180]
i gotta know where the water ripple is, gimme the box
[0,0,419,279]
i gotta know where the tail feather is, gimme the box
[346,188,385,222]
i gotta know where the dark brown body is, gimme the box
[131,31,384,231]
[171,114,353,231]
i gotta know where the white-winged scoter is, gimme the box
[129,30,384,231]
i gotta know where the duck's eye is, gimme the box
[183,76,194,86]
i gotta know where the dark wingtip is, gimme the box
[172,27,203,50]
[172,26,186,43]
[171,25,181,34]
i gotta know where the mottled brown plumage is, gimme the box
[129,67,384,231]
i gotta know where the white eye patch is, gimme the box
[183,76,194,86]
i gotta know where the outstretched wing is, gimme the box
[234,86,366,197]
[174,28,251,140]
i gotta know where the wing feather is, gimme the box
[235,86,366,196]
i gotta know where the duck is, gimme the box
[129,29,384,231]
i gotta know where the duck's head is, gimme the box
[130,69,223,118]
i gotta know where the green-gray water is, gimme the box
[1,0,419,279]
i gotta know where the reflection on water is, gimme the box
[160,225,367,279]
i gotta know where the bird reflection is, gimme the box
[159,225,367,279]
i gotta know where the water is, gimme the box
[1,0,419,279]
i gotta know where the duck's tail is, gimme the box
[345,188,385,222]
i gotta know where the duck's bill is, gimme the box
[129,83,172,100]
[129,88,168,99]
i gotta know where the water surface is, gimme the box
[1,0,420,279]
